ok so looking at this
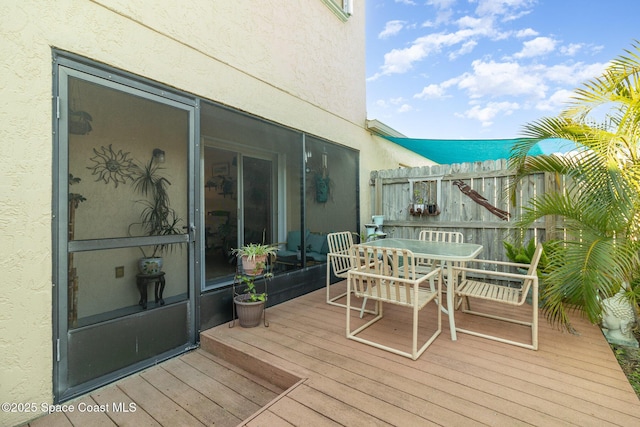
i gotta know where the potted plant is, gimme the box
[315,172,330,203]
[410,189,425,216]
[232,242,278,276]
[233,272,270,328]
[128,158,184,274]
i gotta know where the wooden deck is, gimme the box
[27,281,640,426]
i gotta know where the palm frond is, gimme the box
[509,41,640,331]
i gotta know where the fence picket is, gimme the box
[370,159,556,263]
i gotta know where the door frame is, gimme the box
[52,50,202,402]
[201,136,283,290]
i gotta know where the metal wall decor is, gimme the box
[452,179,510,221]
[87,144,137,187]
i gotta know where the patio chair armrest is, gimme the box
[412,266,442,285]
[328,251,351,260]
[350,266,440,284]
[459,258,534,270]
[452,265,539,282]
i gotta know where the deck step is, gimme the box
[199,328,305,425]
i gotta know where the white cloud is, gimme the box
[587,44,605,55]
[514,36,557,58]
[395,0,417,5]
[535,89,572,111]
[457,59,547,99]
[414,84,448,99]
[473,0,536,21]
[560,43,583,56]
[459,101,520,127]
[456,15,509,40]
[421,20,435,28]
[370,29,482,79]
[423,0,455,25]
[515,28,538,38]
[369,0,531,79]
[379,20,406,39]
[398,104,414,113]
[449,40,478,59]
[544,61,608,85]
[427,0,455,7]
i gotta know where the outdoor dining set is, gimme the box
[325,229,543,360]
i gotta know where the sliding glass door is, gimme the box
[203,145,277,286]
[242,156,274,246]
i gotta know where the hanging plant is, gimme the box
[69,109,93,135]
[315,173,330,203]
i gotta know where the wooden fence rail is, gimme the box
[369,159,564,263]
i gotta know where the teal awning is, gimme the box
[383,137,554,164]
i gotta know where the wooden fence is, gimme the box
[368,159,563,263]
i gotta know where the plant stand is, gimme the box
[229,268,269,328]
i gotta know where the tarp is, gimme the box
[383,136,550,164]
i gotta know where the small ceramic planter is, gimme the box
[138,257,163,275]
[241,254,267,276]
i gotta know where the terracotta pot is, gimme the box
[241,254,267,275]
[234,294,265,328]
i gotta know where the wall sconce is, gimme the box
[152,148,165,163]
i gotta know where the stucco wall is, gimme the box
[0,1,427,425]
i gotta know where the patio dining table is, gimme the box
[364,237,483,341]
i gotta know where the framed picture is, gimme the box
[212,162,229,176]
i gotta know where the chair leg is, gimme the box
[455,296,538,350]
[329,265,376,315]
[326,261,331,303]
[359,297,368,318]
[326,261,348,306]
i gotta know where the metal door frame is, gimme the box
[52,50,201,402]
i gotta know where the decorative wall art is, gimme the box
[205,163,234,197]
[212,162,229,176]
[452,179,510,221]
[87,144,137,187]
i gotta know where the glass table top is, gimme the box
[363,238,483,260]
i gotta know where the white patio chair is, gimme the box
[346,245,442,360]
[453,243,543,350]
[417,229,465,307]
[326,232,376,315]
[418,229,465,244]
[417,229,464,274]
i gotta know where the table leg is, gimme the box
[137,277,148,310]
[446,261,457,341]
[155,276,165,306]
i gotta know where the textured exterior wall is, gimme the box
[0,1,426,425]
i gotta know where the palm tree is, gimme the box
[509,42,640,333]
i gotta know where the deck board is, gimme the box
[204,282,640,426]
[27,281,640,426]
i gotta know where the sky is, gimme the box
[366,0,640,140]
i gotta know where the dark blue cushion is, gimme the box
[286,230,302,251]
[308,233,325,254]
